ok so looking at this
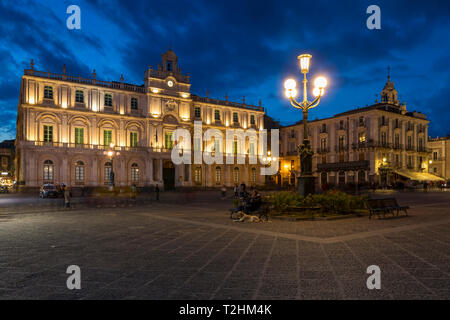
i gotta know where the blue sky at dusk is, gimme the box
[0,0,449,141]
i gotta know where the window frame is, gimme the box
[75,90,84,103]
[104,93,113,107]
[44,86,53,99]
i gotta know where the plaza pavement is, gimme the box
[0,190,449,300]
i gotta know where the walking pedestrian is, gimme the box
[221,185,226,199]
[155,184,160,201]
[64,186,71,209]
[131,184,137,200]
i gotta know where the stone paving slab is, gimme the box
[0,191,449,299]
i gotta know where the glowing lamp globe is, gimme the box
[313,87,324,97]
[297,54,312,73]
[314,76,327,89]
[285,88,298,98]
[284,79,297,90]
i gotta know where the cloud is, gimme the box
[0,0,449,140]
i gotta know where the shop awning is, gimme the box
[394,170,445,181]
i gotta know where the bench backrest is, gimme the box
[381,198,397,208]
[367,198,384,209]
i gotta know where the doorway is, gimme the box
[163,161,175,190]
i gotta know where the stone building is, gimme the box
[428,136,450,181]
[0,140,15,187]
[278,75,441,188]
[15,50,266,190]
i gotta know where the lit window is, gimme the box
[233,140,238,155]
[215,167,221,184]
[44,86,53,99]
[165,132,173,149]
[358,132,366,143]
[194,107,201,118]
[103,130,112,146]
[44,125,53,142]
[75,161,85,182]
[75,90,84,103]
[75,128,84,145]
[194,167,202,184]
[43,160,54,181]
[251,168,256,183]
[131,98,138,110]
[233,112,239,123]
[214,110,221,121]
[104,94,113,107]
[233,167,240,184]
[131,163,139,182]
[130,132,138,147]
[250,115,255,125]
[104,162,112,184]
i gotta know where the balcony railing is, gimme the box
[24,69,147,93]
[317,160,370,171]
[335,145,347,152]
[317,147,330,154]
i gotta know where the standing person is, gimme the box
[240,182,246,198]
[131,184,137,200]
[233,184,239,197]
[221,185,226,199]
[64,186,71,209]
[155,184,160,201]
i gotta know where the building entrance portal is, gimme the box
[163,161,175,190]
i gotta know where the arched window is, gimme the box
[251,168,257,184]
[338,171,345,185]
[233,167,240,184]
[43,160,54,181]
[75,161,85,182]
[358,170,366,183]
[194,167,202,184]
[215,167,221,184]
[104,162,112,184]
[131,163,139,182]
[321,172,327,186]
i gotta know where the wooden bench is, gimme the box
[380,198,409,217]
[366,198,409,219]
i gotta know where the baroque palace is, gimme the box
[278,75,443,188]
[15,49,266,190]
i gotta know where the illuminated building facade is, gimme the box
[279,76,439,188]
[15,50,265,190]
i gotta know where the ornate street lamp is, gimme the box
[104,142,119,188]
[284,53,327,196]
[263,151,277,186]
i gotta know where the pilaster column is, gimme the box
[159,158,163,182]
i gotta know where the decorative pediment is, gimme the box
[164,99,178,113]
[163,114,178,125]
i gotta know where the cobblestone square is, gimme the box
[0,191,449,300]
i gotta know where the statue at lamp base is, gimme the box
[298,139,315,197]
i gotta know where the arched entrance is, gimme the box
[163,160,175,190]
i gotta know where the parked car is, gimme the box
[40,184,59,198]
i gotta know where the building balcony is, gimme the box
[335,145,347,152]
[352,142,367,150]
[317,160,370,172]
[317,147,330,154]
[417,146,431,153]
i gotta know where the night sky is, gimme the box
[1,0,449,141]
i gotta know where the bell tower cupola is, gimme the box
[380,67,399,105]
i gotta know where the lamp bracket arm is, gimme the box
[308,96,321,109]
